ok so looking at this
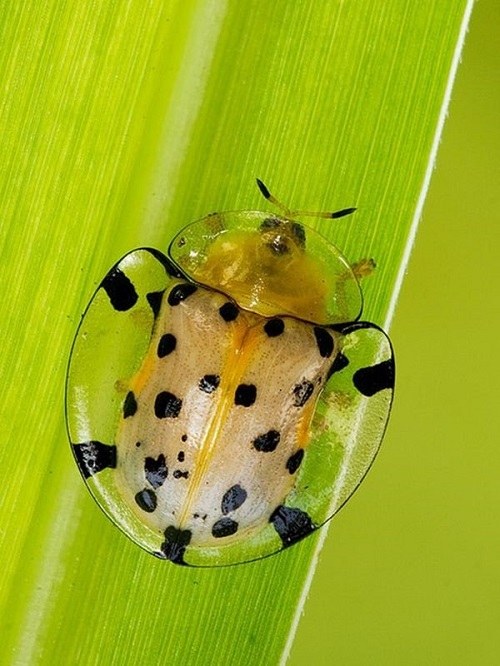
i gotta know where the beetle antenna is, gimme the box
[256,178,356,220]
[256,178,292,216]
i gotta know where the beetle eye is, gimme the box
[290,222,306,248]
[259,217,281,232]
[260,218,306,255]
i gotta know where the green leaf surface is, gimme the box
[0,1,472,664]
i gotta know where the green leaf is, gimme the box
[0,1,472,664]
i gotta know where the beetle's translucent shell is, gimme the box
[66,208,394,567]
[169,211,362,325]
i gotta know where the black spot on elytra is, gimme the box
[212,517,239,538]
[286,449,304,474]
[144,454,168,489]
[102,267,138,311]
[219,302,239,322]
[147,291,165,318]
[161,526,192,565]
[123,391,137,418]
[292,380,314,407]
[157,333,176,358]
[198,374,220,394]
[168,283,197,306]
[269,505,315,547]
[353,358,395,396]
[173,470,189,479]
[327,352,349,379]
[135,441,141,448]
[154,391,182,418]
[264,318,285,337]
[135,488,157,513]
[181,434,188,442]
[221,484,247,514]
[72,441,117,478]
[177,451,185,462]
[234,383,257,407]
[313,327,334,358]
[253,429,280,452]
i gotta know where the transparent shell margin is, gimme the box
[168,211,363,325]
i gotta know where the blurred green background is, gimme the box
[0,1,496,664]
[290,1,500,663]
